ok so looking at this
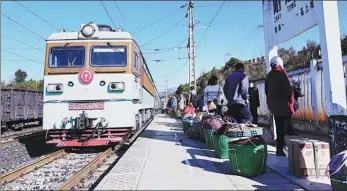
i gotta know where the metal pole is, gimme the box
[188,0,196,101]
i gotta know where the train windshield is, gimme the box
[49,46,85,68]
[90,46,127,67]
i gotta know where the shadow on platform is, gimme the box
[183,146,331,190]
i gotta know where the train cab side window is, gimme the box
[49,46,85,68]
[90,46,127,67]
[134,52,138,69]
[139,56,143,68]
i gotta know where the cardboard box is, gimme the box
[288,139,330,178]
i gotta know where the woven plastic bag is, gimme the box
[202,115,223,131]
[326,150,347,190]
[186,122,200,139]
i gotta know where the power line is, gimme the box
[143,38,188,54]
[1,13,46,40]
[195,3,221,8]
[100,1,117,30]
[2,24,42,40]
[141,19,183,47]
[2,49,43,65]
[114,0,131,33]
[2,60,44,62]
[2,48,45,51]
[132,4,187,34]
[149,57,189,62]
[174,60,188,78]
[13,0,60,31]
[173,0,226,78]
[228,25,263,52]
[195,0,226,47]
[2,33,45,53]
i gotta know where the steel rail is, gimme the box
[0,130,46,147]
[0,149,66,184]
[57,117,154,190]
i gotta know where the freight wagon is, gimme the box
[1,87,43,131]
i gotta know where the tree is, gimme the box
[0,81,5,87]
[341,35,347,56]
[14,69,27,83]
[38,79,44,90]
[176,37,347,92]
[176,83,189,94]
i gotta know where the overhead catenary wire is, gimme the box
[100,1,117,30]
[114,0,131,33]
[1,60,44,62]
[2,48,45,51]
[13,0,60,31]
[195,3,221,8]
[2,24,42,41]
[1,49,43,65]
[149,57,189,62]
[143,38,188,54]
[173,0,226,78]
[1,13,46,40]
[131,4,187,34]
[140,19,183,47]
[195,0,226,47]
[228,26,263,51]
[2,33,45,53]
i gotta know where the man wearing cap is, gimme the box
[265,56,294,156]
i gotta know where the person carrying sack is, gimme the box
[223,62,252,124]
[203,75,224,116]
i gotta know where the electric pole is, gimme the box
[164,75,168,109]
[188,0,196,101]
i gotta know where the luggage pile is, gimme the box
[175,111,343,185]
[182,112,268,178]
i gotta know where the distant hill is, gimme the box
[158,87,177,97]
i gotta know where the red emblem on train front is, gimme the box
[79,70,94,85]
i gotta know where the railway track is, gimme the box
[1,126,43,138]
[0,128,46,147]
[1,117,153,190]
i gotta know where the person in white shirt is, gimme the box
[203,75,225,116]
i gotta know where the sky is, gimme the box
[2,1,347,91]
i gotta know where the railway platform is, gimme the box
[95,114,332,190]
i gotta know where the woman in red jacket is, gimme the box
[184,103,195,115]
[265,56,294,157]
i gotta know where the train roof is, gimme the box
[47,23,133,41]
[47,31,133,41]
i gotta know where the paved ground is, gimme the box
[95,114,332,190]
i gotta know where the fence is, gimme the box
[255,56,347,134]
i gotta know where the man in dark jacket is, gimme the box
[249,81,260,124]
[265,56,294,156]
[224,63,252,123]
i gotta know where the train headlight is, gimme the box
[109,82,125,91]
[81,24,95,37]
[47,83,64,93]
